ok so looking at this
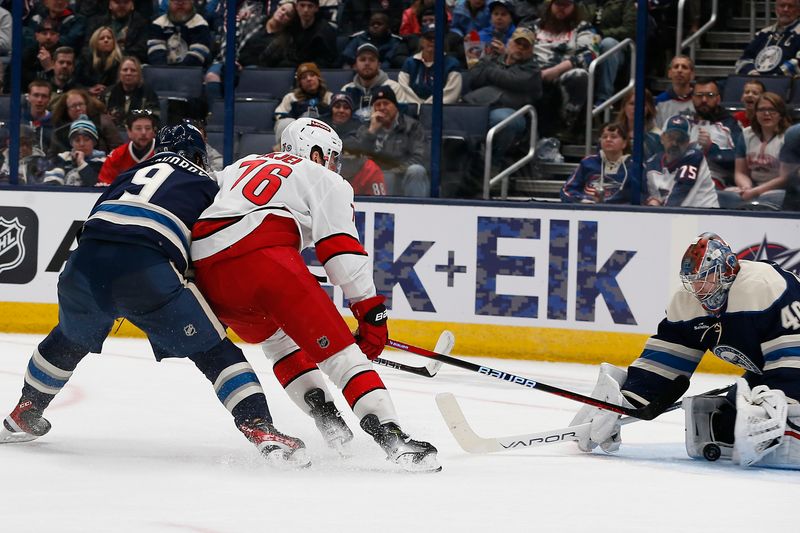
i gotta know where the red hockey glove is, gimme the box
[350,295,388,360]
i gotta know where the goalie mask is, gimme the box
[679,232,740,315]
[281,117,343,173]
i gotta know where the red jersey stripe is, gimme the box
[315,233,367,265]
[192,217,242,240]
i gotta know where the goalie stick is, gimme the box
[387,338,689,420]
[373,330,453,378]
[436,384,734,453]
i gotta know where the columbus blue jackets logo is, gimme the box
[0,208,38,284]
[755,45,783,73]
[711,344,762,374]
[736,236,800,276]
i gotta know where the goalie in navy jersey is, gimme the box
[571,232,800,468]
[0,123,310,468]
[644,115,719,208]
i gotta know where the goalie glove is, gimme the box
[569,363,631,453]
[350,295,388,360]
[733,378,788,467]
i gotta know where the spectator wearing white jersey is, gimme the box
[654,55,695,129]
[729,92,789,209]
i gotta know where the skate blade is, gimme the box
[264,447,312,469]
[0,427,40,444]
[395,452,442,473]
[327,437,354,458]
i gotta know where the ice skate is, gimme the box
[360,414,441,473]
[304,388,354,453]
[238,418,311,469]
[0,399,51,444]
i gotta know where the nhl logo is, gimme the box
[184,324,197,336]
[0,217,26,275]
[317,336,330,349]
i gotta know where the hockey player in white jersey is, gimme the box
[571,232,800,468]
[190,118,440,472]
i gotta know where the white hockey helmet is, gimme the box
[280,117,343,173]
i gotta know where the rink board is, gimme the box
[1,190,799,372]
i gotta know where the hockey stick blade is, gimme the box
[388,338,689,421]
[373,330,455,378]
[436,392,589,453]
[438,384,733,454]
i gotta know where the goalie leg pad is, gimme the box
[733,378,788,467]
[756,404,800,468]
[683,394,735,461]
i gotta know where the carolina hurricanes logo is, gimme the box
[0,217,26,274]
[735,235,800,276]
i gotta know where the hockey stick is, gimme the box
[373,331,453,378]
[387,338,690,420]
[436,384,734,453]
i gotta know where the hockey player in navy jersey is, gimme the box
[644,115,720,208]
[0,123,310,468]
[571,232,800,468]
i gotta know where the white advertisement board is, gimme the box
[2,190,800,339]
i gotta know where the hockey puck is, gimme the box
[702,443,721,461]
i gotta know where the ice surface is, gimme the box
[0,334,796,532]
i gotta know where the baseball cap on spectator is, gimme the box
[510,27,535,46]
[69,114,98,142]
[489,0,514,14]
[356,43,380,58]
[296,62,321,79]
[330,93,354,110]
[421,22,436,37]
[372,86,398,107]
[664,115,691,138]
[35,18,60,33]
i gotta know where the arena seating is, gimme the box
[142,65,205,100]
[721,75,792,111]
[207,99,279,133]
[237,132,277,160]
[236,68,295,100]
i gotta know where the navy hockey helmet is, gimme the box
[679,232,740,314]
[155,121,209,170]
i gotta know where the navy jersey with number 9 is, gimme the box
[81,152,219,273]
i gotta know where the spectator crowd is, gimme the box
[0,0,800,211]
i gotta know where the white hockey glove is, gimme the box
[570,363,631,453]
[733,378,788,467]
